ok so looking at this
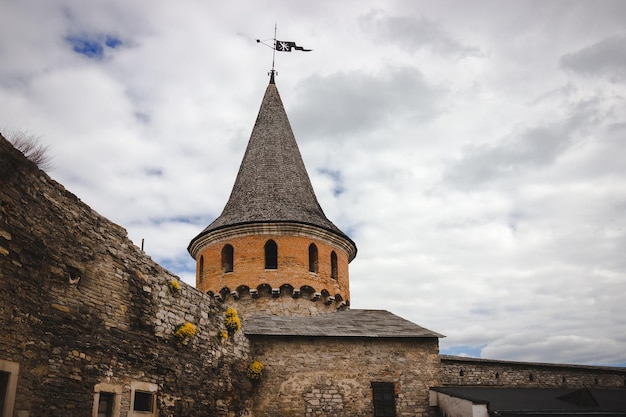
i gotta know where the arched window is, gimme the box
[308,243,319,273]
[330,251,338,279]
[265,240,278,269]
[199,255,204,280]
[221,244,234,273]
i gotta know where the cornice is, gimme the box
[188,222,357,261]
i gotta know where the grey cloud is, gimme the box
[482,333,626,366]
[560,35,626,82]
[290,67,443,140]
[359,10,481,59]
[441,97,606,189]
[442,125,574,188]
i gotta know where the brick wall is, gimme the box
[197,233,351,316]
[0,136,254,416]
[248,336,441,417]
[441,355,626,389]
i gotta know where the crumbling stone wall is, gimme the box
[248,335,441,417]
[0,135,253,417]
[441,355,626,389]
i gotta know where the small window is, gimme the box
[0,360,19,417]
[0,371,9,417]
[459,369,464,377]
[495,372,500,379]
[529,373,534,382]
[308,243,318,273]
[199,256,204,280]
[221,244,234,273]
[330,251,338,279]
[133,391,153,412]
[97,392,115,417]
[265,240,278,269]
[372,382,396,417]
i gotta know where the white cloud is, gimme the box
[1,0,625,367]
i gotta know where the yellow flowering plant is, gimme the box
[174,322,197,340]
[224,308,241,335]
[247,361,264,381]
[168,279,181,293]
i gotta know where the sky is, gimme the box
[1,0,625,367]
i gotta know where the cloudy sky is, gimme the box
[2,0,625,366]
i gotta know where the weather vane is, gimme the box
[256,24,312,80]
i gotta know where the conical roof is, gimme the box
[189,78,355,254]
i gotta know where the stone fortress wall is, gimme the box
[441,355,626,389]
[0,135,254,417]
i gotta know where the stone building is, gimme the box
[187,73,444,417]
[1,74,625,417]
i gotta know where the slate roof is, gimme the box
[189,78,355,254]
[431,387,626,416]
[243,309,444,338]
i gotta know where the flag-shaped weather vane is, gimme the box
[256,24,312,80]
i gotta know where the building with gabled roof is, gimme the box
[186,74,445,415]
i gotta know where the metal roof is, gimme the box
[431,387,626,416]
[243,309,444,338]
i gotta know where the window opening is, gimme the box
[199,256,204,280]
[459,369,464,377]
[529,373,534,382]
[221,244,234,273]
[133,391,153,412]
[308,243,319,273]
[97,392,115,417]
[0,360,18,417]
[265,240,278,269]
[372,382,396,417]
[0,371,9,417]
[330,251,338,279]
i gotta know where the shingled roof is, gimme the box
[243,309,444,338]
[189,77,355,253]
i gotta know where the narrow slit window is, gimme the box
[265,240,278,269]
[199,256,204,280]
[221,244,234,273]
[0,371,10,417]
[330,251,338,279]
[308,243,319,273]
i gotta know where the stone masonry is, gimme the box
[248,336,441,417]
[441,355,626,389]
[0,135,254,417]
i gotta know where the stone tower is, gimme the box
[188,75,357,317]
